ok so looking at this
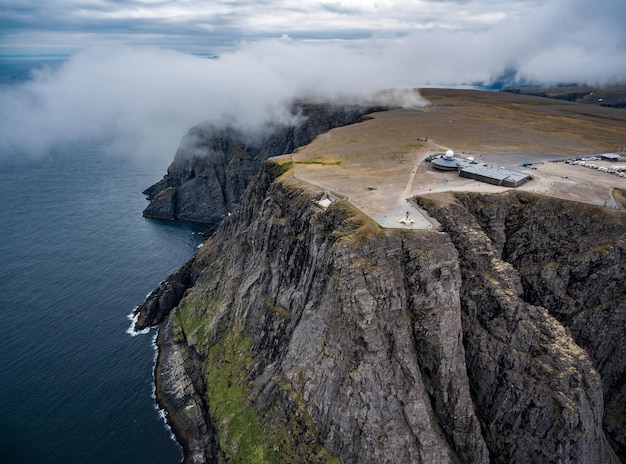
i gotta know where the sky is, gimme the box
[0,0,541,54]
[1,1,625,59]
[0,0,625,160]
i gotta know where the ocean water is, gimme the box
[0,57,204,463]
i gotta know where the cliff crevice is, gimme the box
[443,191,626,458]
[417,192,622,463]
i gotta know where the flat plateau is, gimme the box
[284,88,626,228]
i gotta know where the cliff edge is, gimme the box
[136,160,624,463]
[134,91,626,463]
[142,103,381,223]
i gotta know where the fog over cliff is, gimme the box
[0,0,624,161]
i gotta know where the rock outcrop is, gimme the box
[134,158,626,463]
[142,103,381,223]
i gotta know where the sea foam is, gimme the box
[126,307,150,337]
[150,332,180,446]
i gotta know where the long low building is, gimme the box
[600,153,622,162]
[459,163,532,187]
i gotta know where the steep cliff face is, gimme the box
[149,162,485,463]
[417,192,624,463]
[136,160,625,463]
[142,104,381,223]
[445,191,626,458]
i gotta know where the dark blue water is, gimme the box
[0,55,65,85]
[0,58,204,463]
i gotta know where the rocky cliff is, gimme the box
[142,103,381,223]
[135,157,626,463]
[501,85,626,109]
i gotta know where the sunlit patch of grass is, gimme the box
[297,159,342,166]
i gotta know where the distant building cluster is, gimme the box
[428,151,532,187]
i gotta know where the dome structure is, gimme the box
[432,151,460,170]
[432,150,473,171]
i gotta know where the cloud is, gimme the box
[1,1,624,58]
[510,0,626,84]
[0,41,432,161]
[0,0,624,161]
[0,1,538,54]
[0,46,299,161]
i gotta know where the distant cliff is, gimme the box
[135,154,626,463]
[501,85,626,109]
[142,103,382,224]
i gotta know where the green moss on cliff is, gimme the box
[174,298,337,464]
[203,328,281,463]
[174,294,223,348]
[274,160,294,180]
[200,327,339,463]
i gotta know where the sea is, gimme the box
[0,56,205,463]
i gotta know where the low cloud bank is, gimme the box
[0,43,433,161]
[0,0,624,160]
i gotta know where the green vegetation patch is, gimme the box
[202,325,339,463]
[274,160,294,179]
[204,327,282,464]
[299,160,341,165]
[174,294,222,346]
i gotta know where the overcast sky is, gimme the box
[0,0,529,53]
[0,0,623,56]
[0,0,624,160]
[2,0,624,86]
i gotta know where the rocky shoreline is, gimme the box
[134,104,385,463]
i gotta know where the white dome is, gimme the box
[446,149,454,157]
